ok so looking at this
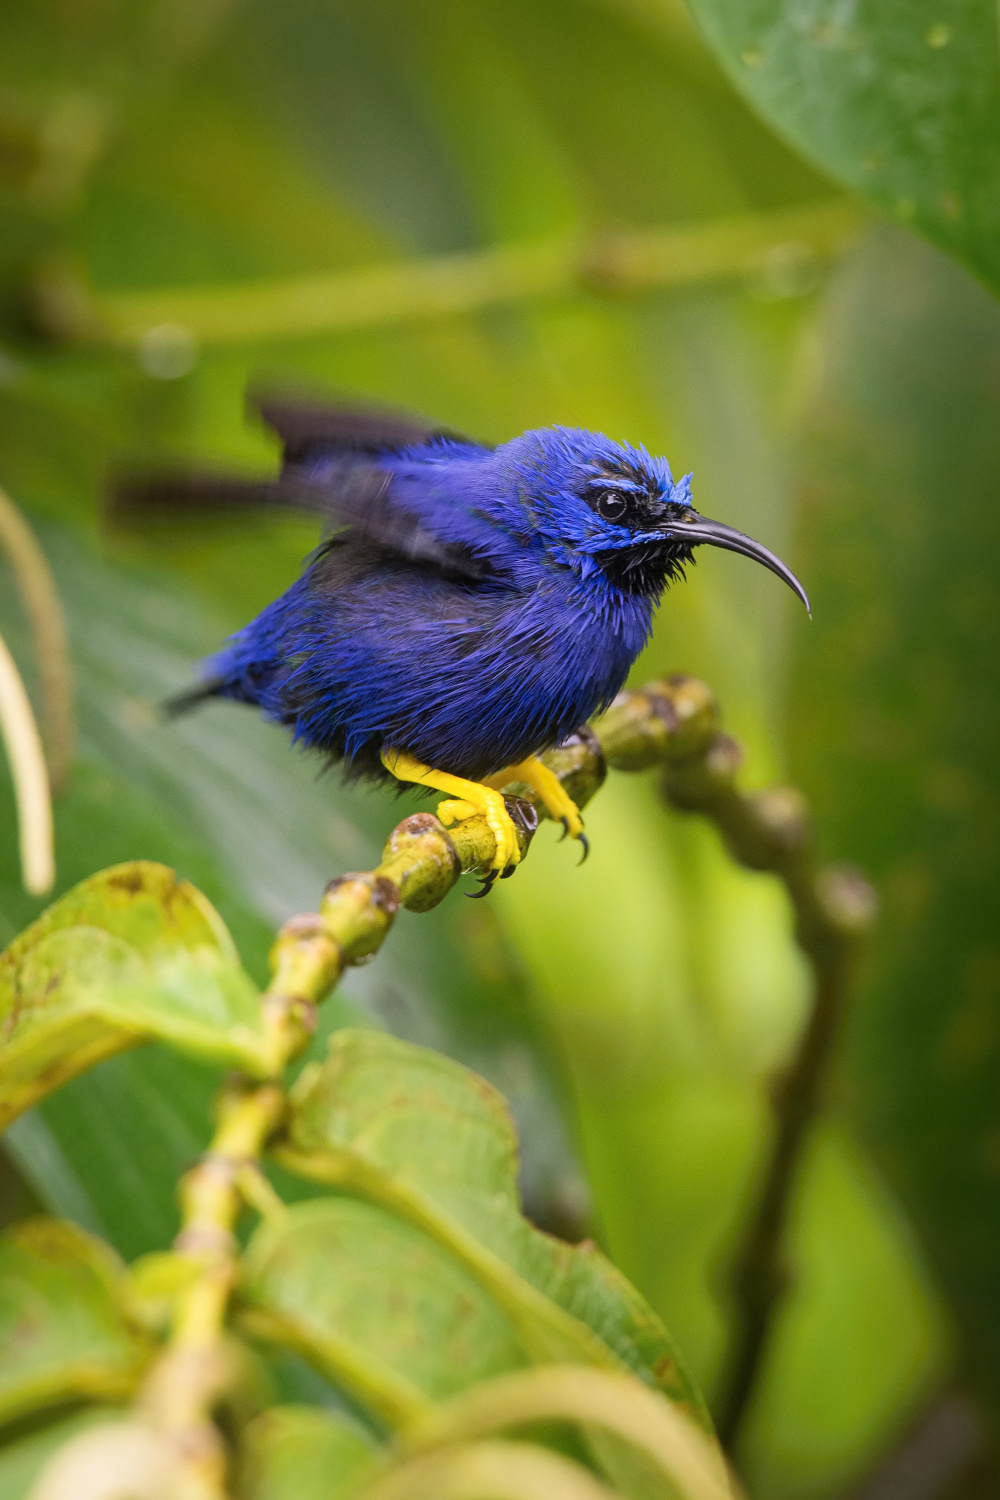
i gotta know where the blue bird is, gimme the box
[121,394,808,892]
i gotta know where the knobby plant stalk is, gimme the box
[33,198,861,351]
[0,487,74,794]
[634,677,878,1452]
[142,671,870,1492]
[139,911,348,1495]
[140,1082,286,1500]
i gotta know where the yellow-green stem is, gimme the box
[140,1083,286,1497]
[33,199,860,350]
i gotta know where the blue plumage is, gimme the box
[134,395,806,876]
[209,426,689,780]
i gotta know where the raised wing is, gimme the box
[248,388,478,464]
[110,459,496,585]
[111,390,498,585]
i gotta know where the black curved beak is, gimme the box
[665,510,810,615]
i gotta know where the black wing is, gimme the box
[110,395,495,585]
[248,387,476,464]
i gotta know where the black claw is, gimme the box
[577,832,590,865]
[559,816,570,842]
[500,862,517,879]
[467,870,500,899]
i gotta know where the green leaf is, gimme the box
[239,1197,530,1427]
[0,861,271,1127]
[787,226,1000,1419]
[682,0,1000,296]
[236,1405,381,1500]
[0,1218,149,1424]
[278,1030,710,1430]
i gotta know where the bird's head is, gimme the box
[502,427,809,612]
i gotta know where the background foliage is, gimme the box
[1,2,998,1495]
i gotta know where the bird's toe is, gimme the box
[467,870,500,899]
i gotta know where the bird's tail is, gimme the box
[161,676,228,720]
[109,471,325,522]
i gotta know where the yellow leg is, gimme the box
[487,756,587,849]
[381,749,521,874]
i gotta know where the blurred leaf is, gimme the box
[22,1416,186,1500]
[283,1030,710,1427]
[400,1367,733,1500]
[682,0,1000,296]
[0,860,270,1129]
[788,226,1000,1412]
[239,1197,530,1425]
[236,1405,381,1500]
[0,1409,122,1500]
[0,1218,148,1425]
[350,1439,618,1500]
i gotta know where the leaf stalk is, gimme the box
[0,488,74,794]
[0,625,55,896]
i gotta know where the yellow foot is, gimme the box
[487,756,589,862]
[381,749,521,875]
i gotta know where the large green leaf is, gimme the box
[0,861,270,1128]
[682,0,1000,296]
[236,1404,382,1500]
[787,225,1000,1416]
[0,1218,148,1424]
[280,1030,710,1430]
[240,1198,530,1425]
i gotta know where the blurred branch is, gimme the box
[847,1392,985,1500]
[0,625,55,896]
[31,198,862,351]
[616,675,879,1452]
[0,488,74,793]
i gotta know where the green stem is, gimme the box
[138,1081,287,1498]
[33,199,861,349]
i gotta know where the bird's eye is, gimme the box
[596,491,628,523]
